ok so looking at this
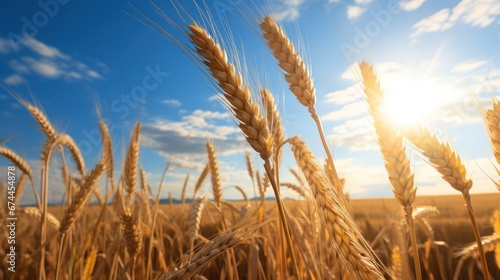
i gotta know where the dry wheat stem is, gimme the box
[289,136,383,280]
[124,122,141,196]
[188,23,272,160]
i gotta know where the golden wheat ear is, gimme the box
[188,23,272,160]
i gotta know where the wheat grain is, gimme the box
[260,88,284,158]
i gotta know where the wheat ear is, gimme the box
[289,136,383,279]
[116,190,143,260]
[359,61,421,280]
[100,120,114,181]
[189,196,207,247]
[260,88,284,159]
[124,122,141,197]
[260,16,341,194]
[188,23,272,160]
[0,146,32,177]
[59,162,105,234]
[25,103,57,140]
[206,141,222,206]
[58,133,86,177]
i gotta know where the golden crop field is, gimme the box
[1,1,500,280]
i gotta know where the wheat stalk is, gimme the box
[193,164,209,200]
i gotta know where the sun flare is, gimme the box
[380,75,449,127]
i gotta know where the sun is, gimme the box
[380,75,448,127]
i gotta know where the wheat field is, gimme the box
[1,3,500,280]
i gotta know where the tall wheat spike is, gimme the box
[260,88,284,159]
[289,136,383,279]
[124,122,141,196]
[188,23,272,160]
[100,120,114,181]
[181,174,190,204]
[359,61,421,280]
[260,16,341,195]
[483,99,500,190]
[206,141,222,206]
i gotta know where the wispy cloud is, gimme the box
[0,36,106,83]
[273,0,306,21]
[3,74,24,85]
[411,0,500,38]
[452,60,489,73]
[347,5,365,20]
[161,99,181,107]
[399,0,425,11]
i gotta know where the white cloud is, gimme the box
[22,37,69,60]
[325,85,363,105]
[399,0,425,11]
[411,0,500,38]
[452,60,489,73]
[142,109,240,169]
[354,0,373,4]
[1,37,106,83]
[0,38,13,54]
[161,99,181,107]
[323,100,365,121]
[273,0,306,21]
[347,5,365,20]
[3,74,24,85]
[327,117,378,151]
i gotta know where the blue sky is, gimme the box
[1,0,500,205]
